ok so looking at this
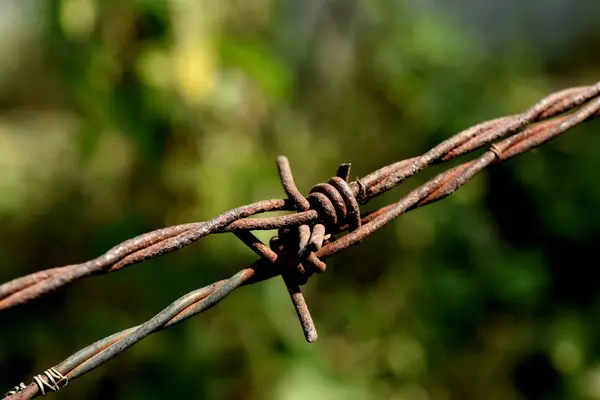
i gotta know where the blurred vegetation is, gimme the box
[1,1,600,399]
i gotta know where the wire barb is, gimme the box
[2,80,600,400]
[273,157,363,342]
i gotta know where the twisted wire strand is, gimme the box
[3,81,600,400]
[2,81,599,310]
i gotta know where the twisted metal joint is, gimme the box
[273,156,363,342]
[280,161,362,273]
[3,383,26,399]
[32,368,68,396]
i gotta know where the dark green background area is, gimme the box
[1,1,600,399]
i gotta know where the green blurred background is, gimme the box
[1,1,600,399]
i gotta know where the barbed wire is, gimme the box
[3,81,600,399]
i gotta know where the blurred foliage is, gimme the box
[1,0,600,399]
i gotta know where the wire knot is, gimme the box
[276,156,362,285]
[271,156,363,343]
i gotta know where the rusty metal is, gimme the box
[3,81,600,399]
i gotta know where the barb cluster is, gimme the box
[2,81,600,399]
[264,157,364,342]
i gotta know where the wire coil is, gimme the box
[32,368,68,396]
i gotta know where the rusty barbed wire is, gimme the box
[3,81,600,399]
